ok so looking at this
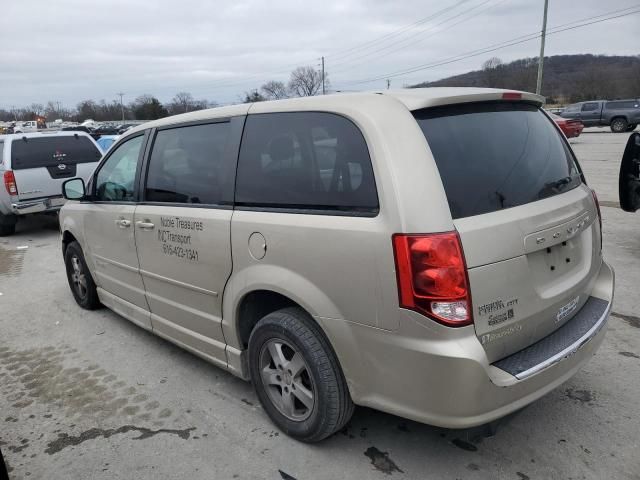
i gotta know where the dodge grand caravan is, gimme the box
[59,88,614,442]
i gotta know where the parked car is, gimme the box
[561,99,640,133]
[93,125,120,136]
[549,112,584,138]
[59,88,614,442]
[62,125,101,141]
[0,131,102,235]
[14,120,39,133]
[96,134,119,153]
[116,123,137,134]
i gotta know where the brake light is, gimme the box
[3,171,17,195]
[392,232,472,327]
[591,189,603,251]
[502,92,522,100]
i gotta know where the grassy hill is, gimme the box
[412,54,640,103]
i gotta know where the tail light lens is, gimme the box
[392,232,472,327]
[502,92,522,100]
[591,189,603,250]
[3,171,17,195]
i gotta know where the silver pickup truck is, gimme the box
[561,99,640,133]
[0,131,102,235]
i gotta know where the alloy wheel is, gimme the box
[259,338,315,421]
[70,255,87,299]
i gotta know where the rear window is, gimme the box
[10,135,102,170]
[414,102,581,219]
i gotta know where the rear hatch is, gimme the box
[10,134,102,201]
[414,101,601,362]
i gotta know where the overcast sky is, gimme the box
[1,0,638,109]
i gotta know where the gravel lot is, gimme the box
[1,129,639,480]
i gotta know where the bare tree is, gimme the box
[481,57,504,88]
[243,90,266,103]
[28,103,45,116]
[170,92,195,114]
[288,66,328,97]
[261,80,288,100]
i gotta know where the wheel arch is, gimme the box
[61,230,78,254]
[222,265,344,351]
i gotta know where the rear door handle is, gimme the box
[136,220,155,230]
[115,218,131,228]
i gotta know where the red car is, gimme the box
[549,112,584,138]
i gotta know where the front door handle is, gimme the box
[115,218,131,228]
[136,220,155,230]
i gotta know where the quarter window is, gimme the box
[145,122,231,205]
[94,135,144,202]
[235,112,378,213]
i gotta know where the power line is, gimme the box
[337,6,640,87]
[325,0,474,62]
[330,0,503,74]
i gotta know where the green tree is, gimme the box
[131,95,168,120]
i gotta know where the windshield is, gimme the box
[414,102,582,219]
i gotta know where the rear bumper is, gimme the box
[11,196,66,215]
[322,260,614,429]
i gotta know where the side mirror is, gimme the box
[62,178,86,200]
[619,133,640,213]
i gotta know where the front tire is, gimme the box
[627,124,637,132]
[611,118,628,133]
[64,241,100,309]
[248,307,354,442]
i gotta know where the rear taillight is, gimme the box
[3,171,17,195]
[392,232,472,327]
[591,189,603,250]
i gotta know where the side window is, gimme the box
[606,101,638,110]
[95,135,144,202]
[144,122,231,205]
[581,103,599,112]
[0,142,4,165]
[235,112,378,213]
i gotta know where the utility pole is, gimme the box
[386,79,391,90]
[117,92,125,122]
[321,56,326,95]
[536,0,549,96]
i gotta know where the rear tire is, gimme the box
[627,124,637,132]
[248,307,354,442]
[64,241,100,309]
[0,214,17,236]
[611,118,628,133]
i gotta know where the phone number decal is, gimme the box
[161,243,199,262]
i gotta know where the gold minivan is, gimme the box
[60,88,615,442]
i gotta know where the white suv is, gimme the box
[0,131,102,235]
